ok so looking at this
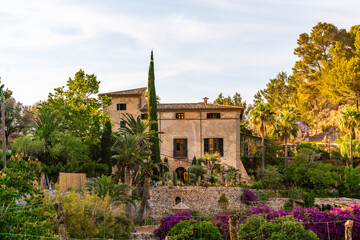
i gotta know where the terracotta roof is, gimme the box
[98,87,147,97]
[140,103,243,112]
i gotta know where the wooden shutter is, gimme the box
[204,138,209,154]
[173,139,176,157]
[185,139,188,157]
[219,138,224,156]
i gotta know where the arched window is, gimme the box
[175,197,181,205]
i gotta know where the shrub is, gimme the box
[238,214,318,240]
[254,189,269,201]
[218,193,229,211]
[0,152,56,238]
[261,165,284,190]
[210,212,230,240]
[50,189,131,239]
[240,189,258,205]
[154,211,194,240]
[167,219,222,240]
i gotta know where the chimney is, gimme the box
[203,97,209,104]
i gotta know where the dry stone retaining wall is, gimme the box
[148,186,360,216]
[148,186,246,215]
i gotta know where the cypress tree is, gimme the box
[147,50,161,164]
[100,120,113,174]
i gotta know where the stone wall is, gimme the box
[149,186,247,215]
[148,186,360,216]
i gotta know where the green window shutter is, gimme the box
[219,138,224,157]
[204,138,209,154]
[173,139,176,157]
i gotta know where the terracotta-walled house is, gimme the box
[99,87,251,183]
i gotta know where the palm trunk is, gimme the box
[285,133,289,190]
[124,164,133,218]
[261,136,265,182]
[135,174,152,225]
[350,135,353,167]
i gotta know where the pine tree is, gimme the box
[147,51,161,165]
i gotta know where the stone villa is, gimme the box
[99,87,251,183]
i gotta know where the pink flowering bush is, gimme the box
[210,212,230,240]
[240,189,258,205]
[154,211,194,239]
[245,203,360,240]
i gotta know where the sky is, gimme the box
[1,0,360,106]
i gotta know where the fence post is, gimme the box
[229,216,238,240]
[54,202,68,240]
[345,220,353,240]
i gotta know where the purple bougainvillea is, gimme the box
[154,211,194,240]
[296,121,310,142]
[210,212,230,240]
[244,203,360,240]
[240,189,258,205]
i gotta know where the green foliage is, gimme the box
[255,72,295,112]
[260,165,284,190]
[41,69,111,143]
[289,156,337,189]
[218,193,229,211]
[51,189,131,239]
[101,120,113,174]
[85,174,134,205]
[0,152,55,238]
[173,170,178,186]
[111,133,150,184]
[190,164,207,185]
[301,191,315,207]
[51,131,107,175]
[11,135,45,158]
[337,166,360,198]
[147,51,161,164]
[238,214,318,240]
[4,89,34,142]
[167,220,222,240]
[0,152,42,205]
[208,174,218,186]
[296,143,330,161]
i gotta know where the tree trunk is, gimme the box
[261,136,265,182]
[197,175,201,186]
[53,202,68,240]
[124,164,133,218]
[135,174,152,225]
[350,135,353,167]
[285,132,289,190]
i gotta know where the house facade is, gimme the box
[99,87,251,183]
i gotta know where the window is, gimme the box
[204,138,223,156]
[207,113,220,119]
[243,142,249,157]
[120,121,126,128]
[141,113,148,119]
[173,139,188,158]
[176,113,185,119]
[117,103,126,110]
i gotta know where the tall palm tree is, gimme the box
[339,107,360,167]
[275,106,299,189]
[249,103,275,181]
[135,158,168,225]
[119,113,155,145]
[111,134,149,186]
[35,108,61,154]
